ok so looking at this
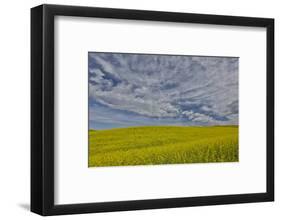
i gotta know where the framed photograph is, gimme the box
[31,4,274,216]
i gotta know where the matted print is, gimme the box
[88,52,239,167]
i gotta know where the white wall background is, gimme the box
[0,0,279,219]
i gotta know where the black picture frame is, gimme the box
[31,4,274,216]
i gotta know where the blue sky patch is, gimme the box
[89,52,238,130]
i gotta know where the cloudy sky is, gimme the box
[89,52,238,130]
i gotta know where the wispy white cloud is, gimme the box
[89,52,238,126]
